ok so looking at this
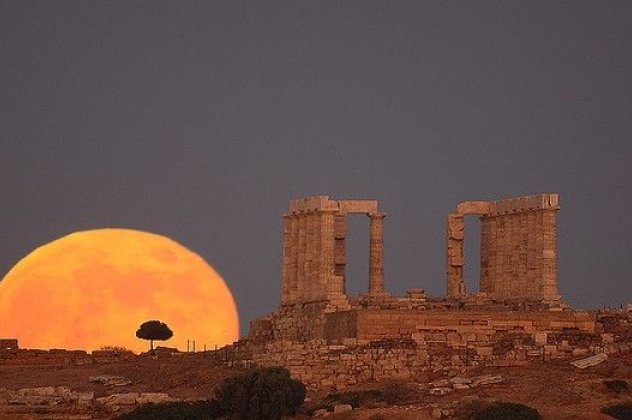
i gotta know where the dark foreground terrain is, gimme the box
[0,351,630,419]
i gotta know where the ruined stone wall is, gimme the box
[234,192,632,392]
[249,301,330,342]
[324,309,597,342]
[0,348,135,366]
[218,310,632,391]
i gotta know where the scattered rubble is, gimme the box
[89,375,132,386]
[96,392,172,412]
[0,386,173,417]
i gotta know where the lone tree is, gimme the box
[135,320,173,352]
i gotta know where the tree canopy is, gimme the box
[135,320,173,352]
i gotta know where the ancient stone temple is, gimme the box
[446,193,561,302]
[280,196,387,309]
[230,192,632,393]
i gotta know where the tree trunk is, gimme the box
[150,339,154,351]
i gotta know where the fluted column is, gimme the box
[333,214,347,295]
[319,210,336,298]
[446,213,465,298]
[296,214,307,301]
[287,214,299,302]
[541,209,558,301]
[280,214,292,304]
[368,213,386,295]
[304,212,315,300]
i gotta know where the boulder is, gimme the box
[429,387,452,396]
[570,353,608,369]
[473,375,503,386]
[136,393,171,404]
[430,379,450,388]
[431,407,443,419]
[75,392,94,409]
[17,387,58,397]
[449,377,472,385]
[333,404,353,413]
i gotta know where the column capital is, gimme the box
[368,212,387,219]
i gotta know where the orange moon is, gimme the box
[0,229,239,353]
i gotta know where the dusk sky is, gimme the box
[1,1,630,336]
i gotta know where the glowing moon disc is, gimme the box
[0,229,239,353]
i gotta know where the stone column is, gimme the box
[288,214,299,302]
[333,214,347,295]
[526,210,538,298]
[304,212,315,301]
[319,210,336,298]
[446,214,466,298]
[368,213,386,295]
[541,209,559,301]
[280,214,292,304]
[310,212,325,300]
[296,213,307,302]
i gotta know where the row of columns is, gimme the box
[281,210,386,305]
[447,195,560,301]
[480,209,559,301]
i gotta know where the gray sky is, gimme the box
[1,1,630,336]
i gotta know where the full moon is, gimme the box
[0,229,239,353]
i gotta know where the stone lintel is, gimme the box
[338,200,379,215]
[454,194,561,218]
[288,196,339,213]
[288,196,381,215]
[456,201,491,215]
[487,193,560,216]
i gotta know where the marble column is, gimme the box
[280,214,292,304]
[319,210,336,297]
[446,213,465,298]
[541,209,558,301]
[368,213,386,295]
[296,213,307,301]
[287,214,299,302]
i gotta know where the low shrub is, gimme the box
[117,400,223,420]
[460,401,540,420]
[604,379,630,394]
[215,366,306,420]
[601,402,632,419]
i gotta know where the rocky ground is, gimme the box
[0,352,630,419]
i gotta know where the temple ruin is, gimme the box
[220,192,631,392]
[248,193,584,345]
[280,196,386,309]
[447,193,561,302]
[278,193,562,309]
